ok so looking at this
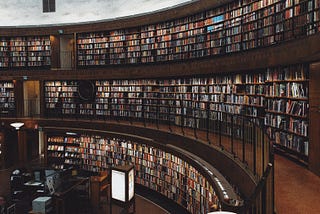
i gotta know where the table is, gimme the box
[54,177,89,214]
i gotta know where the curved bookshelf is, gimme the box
[44,131,243,213]
[43,63,309,164]
[73,0,320,67]
[0,0,319,70]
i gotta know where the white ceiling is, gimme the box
[0,0,194,27]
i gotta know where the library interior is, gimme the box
[0,0,320,213]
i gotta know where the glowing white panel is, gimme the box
[128,168,134,201]
[111,169,126,202]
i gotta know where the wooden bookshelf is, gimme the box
[74,0,319,67]
[27,36,51,67]
[44,81,78,116]
[45,134,220,214]
[125,29,141,64]
[0,81,15,116]
[264,64,309,162]
[44,63,309,163]
[10,37,27,68]
[109,30,126,65]
[77,32,109,67]
[47,135,82,170]
[140,25,157,63]
[0,35,51,69]
[0,37,9,69]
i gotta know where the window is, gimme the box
[43,0,55,13]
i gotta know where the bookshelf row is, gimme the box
[0,1,319,68]
[76,0,320,66]
[0,36,51,69]
[43,64,309,160]
[47,134,220,214]
[0,81,15,116]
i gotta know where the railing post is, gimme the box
[253,123,257,176]
[219,112,222,148]
[242,116,245,163]
[207,103,210,144]
[231,114,234,155]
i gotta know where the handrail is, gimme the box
[11,98,275,213]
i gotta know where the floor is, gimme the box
[274,154,320,214]
[1,154,320,213]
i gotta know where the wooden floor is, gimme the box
[274,154,320,214]
[1,154,320,213]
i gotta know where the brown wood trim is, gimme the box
[0,0,232,36]
[1,34,320,81]
[309,62,320,176]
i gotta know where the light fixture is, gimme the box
[66,132,77,136]
[10,122,24,130]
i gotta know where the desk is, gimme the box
[90,171,110,212]
[54,177,89,214]
[23,180,46,200]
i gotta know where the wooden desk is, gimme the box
[90,171,110,212]
[54,177,89,214]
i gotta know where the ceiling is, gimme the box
[0,0,194,27]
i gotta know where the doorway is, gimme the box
[23,81,40,117]
[60,34,74,69]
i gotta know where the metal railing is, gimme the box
[16,99,275,213]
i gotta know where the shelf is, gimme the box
[0,36,51,69]
[44,63,309,160]
[0,81,15,116]
[72,0,319,66]
[46,134,220,213]
[47,135,82,170]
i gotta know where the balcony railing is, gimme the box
[15,99,275,213]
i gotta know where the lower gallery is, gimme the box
[1,0,320,213]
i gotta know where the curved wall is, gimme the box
[1,34,319,81]
[0,1,319,212]
[3,118,257,199]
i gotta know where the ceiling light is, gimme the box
[10,122,25,130]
